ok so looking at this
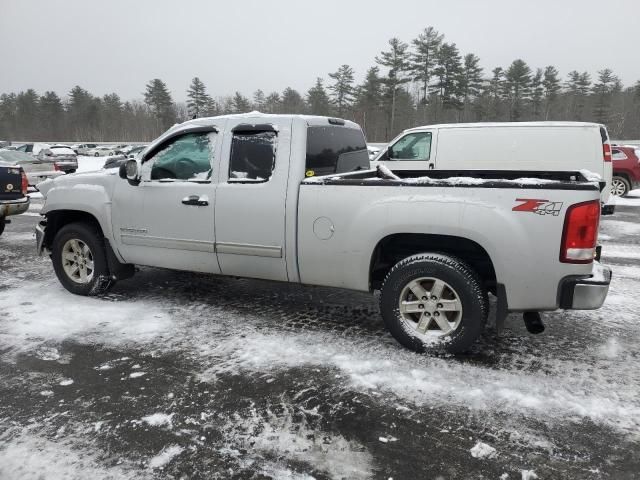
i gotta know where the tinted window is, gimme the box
[144,132,213,181]
[229,131,277,182]
[611,149,628,161]
[389,132,432,161]
[306,126,368,176]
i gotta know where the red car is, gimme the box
[611,145,640,197]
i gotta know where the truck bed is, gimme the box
[304,168,601,191]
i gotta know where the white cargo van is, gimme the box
[371,122,613,207]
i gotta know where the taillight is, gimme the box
[54,162,61,171]
[603,143,612,162]
[560,200,600,263]
[21,169,28,195]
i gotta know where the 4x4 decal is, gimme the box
[513,198,563,216]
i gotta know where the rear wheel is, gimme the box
[51,222,113,295]
[380,253,488,354]
[94,152,99,157]
[611,176,630,197]
[0,216,5,236]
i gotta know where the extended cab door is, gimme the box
[110,126,221,273]
[214,118,292,282]
[372,130,435,170]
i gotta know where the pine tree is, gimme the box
[67,85,94,138]
[488,67,505,120]
[101,93,122,139]
[306,78,332,116]
[410,26,443,104]
[0,93,17,139]
[144,79,175,131]
[39,91,64,139]
[281,87,305,113]
[186,77,212,118]
[592,68,619,124]
[376,38,411,135]
[542,66,561,120]
[355,67,384,140]
[530,68,544,119]
[264,92,281,114]
[231,92,251,113]
[15,89,40,139]
[432,42,463,117]
[252,89,266,111]
[504,59,532,121]
[328,65,355,116]
[459,53,483,121]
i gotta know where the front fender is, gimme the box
[42,183,115,242]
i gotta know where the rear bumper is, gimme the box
[0,196,30,218]
[558,262,612,310]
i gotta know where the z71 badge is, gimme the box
[512,198,563,216]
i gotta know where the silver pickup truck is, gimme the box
[36,114,612,353]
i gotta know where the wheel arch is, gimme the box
[369,233,497,292]
[42,209,105,251]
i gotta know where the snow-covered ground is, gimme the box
[1,159,639,479]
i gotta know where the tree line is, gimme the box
[1,26,639,143]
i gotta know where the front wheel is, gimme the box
[0,216,5,236]
[611,176,630,197]
[51,222,113,295]
[94,152,99,157]
[380,253,488,354]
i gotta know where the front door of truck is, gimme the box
[214,117,292,282]
[111,126,222,273]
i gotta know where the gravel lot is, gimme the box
[1,169,639,479]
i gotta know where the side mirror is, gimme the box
[120,158,141,185]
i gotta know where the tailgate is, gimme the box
[0,165,23,201]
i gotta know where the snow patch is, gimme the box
[141,413,174,428]
[147,445,183,469]
[470,441,497,459]
[0,430,148,480]
[521,470,538,480]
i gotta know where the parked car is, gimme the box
[371,122,614,212]
[36,114,611,354]
[102,155,126,169]
[86,146,117,157]
[38,145,78,173]
[0,161,30,236]
[611,146,640,196]
[75,144,98,155]
[126,145,147,158]
[0,150,63,186]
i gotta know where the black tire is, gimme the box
[0,216,5,236]
[612,176,630,197]
[51,222,113,296]
[379,253,488,354]
[94,152,99,157]
[67,169,76,174]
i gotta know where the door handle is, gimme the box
[181,195,209,206]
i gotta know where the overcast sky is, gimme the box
[1,0,639,102]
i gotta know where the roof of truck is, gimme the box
[405,121,604,133]
[171,112,361,132]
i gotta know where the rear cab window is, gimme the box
[305,124,369,177]
[228,125,277,182]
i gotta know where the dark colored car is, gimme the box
[0,162,30,236]
[611,146,640,196]
[103,145,147,169]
